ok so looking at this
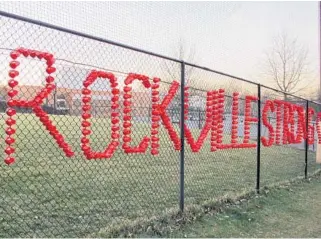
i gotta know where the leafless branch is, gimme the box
[263,32,311,99]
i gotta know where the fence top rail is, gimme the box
[184,62,258,86]
[0,11,182,63]
[260,85,321,106]
[0,10,320,107]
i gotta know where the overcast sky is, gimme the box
[0,1,319,94]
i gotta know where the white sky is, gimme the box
[0,1,319,95]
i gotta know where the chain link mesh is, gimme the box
[0,13,320,237]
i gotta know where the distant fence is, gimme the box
[0,11,320,237]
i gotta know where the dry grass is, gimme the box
[0,113,319,237]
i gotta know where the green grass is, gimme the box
[0,113,319,237]
[157,173,321,238]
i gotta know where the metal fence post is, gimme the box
[305,100,309,179]
[179,61,186,212]
[256,84,261,193]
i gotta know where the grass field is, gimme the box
[0,113,319,237]
[152,173,321,238]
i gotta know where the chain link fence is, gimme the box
[0,12,320,237]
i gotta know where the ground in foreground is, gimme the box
[140,175,321,238]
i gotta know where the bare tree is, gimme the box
[163,38,197,83]
[161,38,198,110]
[263,32,311,99]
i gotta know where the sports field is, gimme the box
[0,113,319,237]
